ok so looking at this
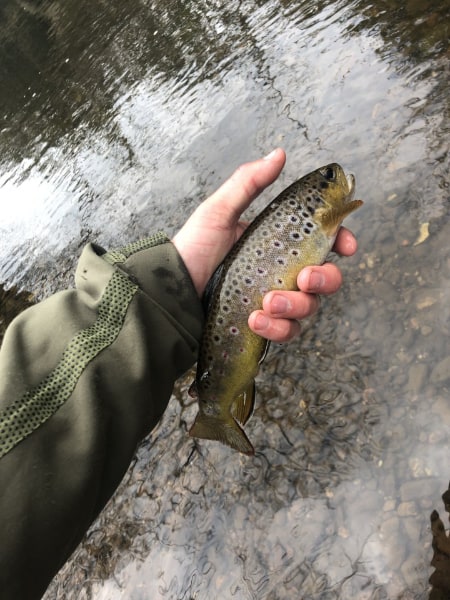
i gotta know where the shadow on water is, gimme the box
[1,0,449,598]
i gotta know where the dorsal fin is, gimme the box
[202,263,224,313]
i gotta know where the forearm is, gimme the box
[0,233,203,599]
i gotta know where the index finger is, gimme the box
[333,227,357,256]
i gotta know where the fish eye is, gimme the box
[321,166,336,181]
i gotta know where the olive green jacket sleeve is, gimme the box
[0,234,204,600]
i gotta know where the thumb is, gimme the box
[172,149,286,296]
[203,148,286,226]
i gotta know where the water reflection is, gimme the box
[1,0,449,598]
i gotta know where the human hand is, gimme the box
[172,148,357,344]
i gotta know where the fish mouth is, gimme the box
[345,173,356,199]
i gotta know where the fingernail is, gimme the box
[263,149,278,160]
[269,294,290,315]
[308,271,325,291]
[253,313,270,331]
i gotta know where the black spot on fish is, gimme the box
[255,249,263,257]
[290,215,299,223]
[276,258,286,265]
[230,326,239,335]
[290,232,301,240]
[244,277,254,285]
[308,206,315,215]
[288,199,297,207]
[320,180,329,189]
[290,249,299,256]
[242,296,250,305]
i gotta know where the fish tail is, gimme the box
[189,413,255,456]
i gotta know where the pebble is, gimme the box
[416,295,438,310]
[383,499,396,512]
[407,363,429,393]
[430,356,450,384]
[399,478,434,502]
[421,325,432,336]
[401,553,424,587]
[432,397,450,425]
[402,517,421,544]
[397,501,418,517]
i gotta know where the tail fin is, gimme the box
[189,412,255,455]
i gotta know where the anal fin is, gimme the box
[231,380,255,426]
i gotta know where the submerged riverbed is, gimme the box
[1,0,449,598]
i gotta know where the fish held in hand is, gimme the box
[189,163,362,455]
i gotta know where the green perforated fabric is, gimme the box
[0,271,137,459]
[0,233,169,459]
[103,231,168,265]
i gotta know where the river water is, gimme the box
[1,0,449,598]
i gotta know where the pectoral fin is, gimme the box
[189,413,255,455]
[231,380,255,426]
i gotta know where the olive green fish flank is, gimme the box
[189,164,363,455]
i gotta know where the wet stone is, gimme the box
[351,300,369,322]
[406,363,429,394]
[397,501,418,517]
[430,356,450,384]
[431,397,450,426]
[401,516,422,544]
[379,522,407,571]
[401,554,424,588]
[400,479,438,502]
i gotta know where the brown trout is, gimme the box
[189,163,362,455]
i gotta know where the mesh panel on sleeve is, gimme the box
[0,232,170,458]
[0,271,138,459]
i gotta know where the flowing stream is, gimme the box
[1,0,449,598]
